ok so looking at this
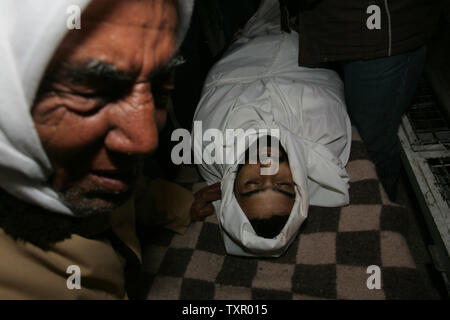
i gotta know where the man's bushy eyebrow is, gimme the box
[44,59,137,85]
[45,55,183,85]
[275,189,296,198]
[149,54,184,80]
[240,188,295,199]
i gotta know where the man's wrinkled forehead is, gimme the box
[47,0,179,80]
[82,0,178,29]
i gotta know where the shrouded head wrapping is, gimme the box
[217,129,310,257]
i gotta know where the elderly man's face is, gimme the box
[32,0,177,216]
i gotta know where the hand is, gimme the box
[190,182,221,221]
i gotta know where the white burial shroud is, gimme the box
[193,0,352,257]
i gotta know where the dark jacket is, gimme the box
[296,0,444,67]
[0,189,142,299]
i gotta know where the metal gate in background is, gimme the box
[398,78,450,294]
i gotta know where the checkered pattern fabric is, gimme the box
[140,127,433,300]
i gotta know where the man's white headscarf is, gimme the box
[0,0,193,215]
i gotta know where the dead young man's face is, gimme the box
[32,0,178,216]
[234,146,296,220]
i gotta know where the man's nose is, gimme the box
[104,83,158,156]
[261,174,276,188]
